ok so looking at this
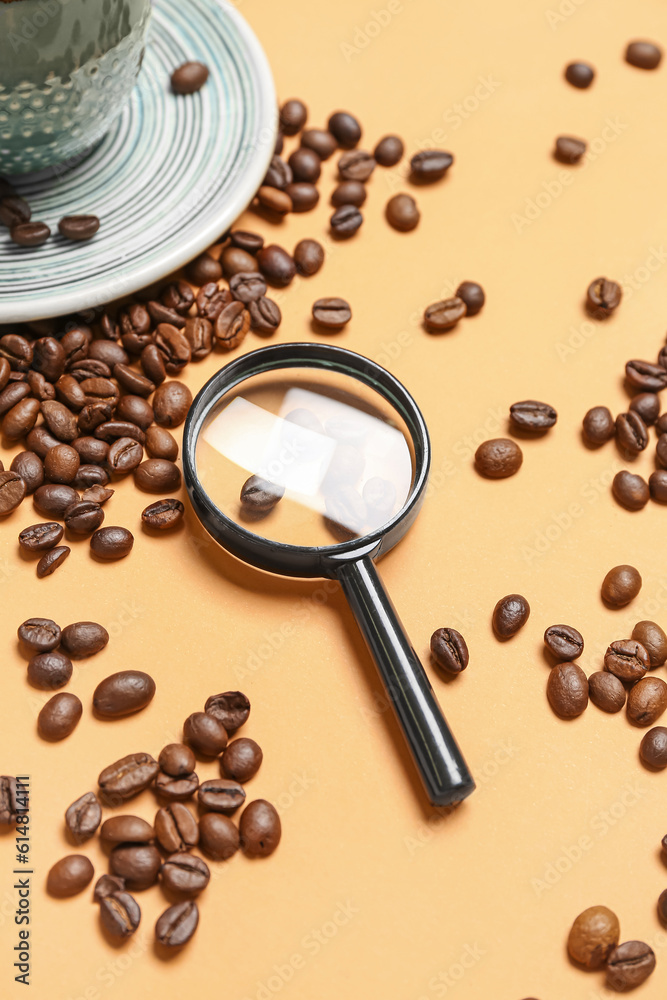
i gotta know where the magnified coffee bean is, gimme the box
[65,791,102,842]
[325,486,365,535]
[160,853,210,896]
[544,624,584,661]
[110,844,161,890]
[239,799,281,856]
[205,691,250,733]
[18,617,61,652]
[155,770,199,802]
[430,628,469,674]
[240,476,284,512]
[98,753,158,801]
[46,855,94,897]
[19,521,63,553]
[27,650,72,689]
[158,743,196,777]
[198,779,246,814]
[604,639,649,682]
[93,670,156,718]
[99,891,141,939]
[38,692,82,740]
[155,803,199,853]
[155,900,199,947]
[220,738,263,782]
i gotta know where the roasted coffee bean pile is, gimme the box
[38,691,279,949]
[567,905,656,990]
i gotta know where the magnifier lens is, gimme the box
[195,367,416,546]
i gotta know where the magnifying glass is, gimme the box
[183,342,475,807]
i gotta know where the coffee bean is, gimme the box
[60,621,108,658]
[30,371,58,402]
[183,712,228,756]
[492,594,530,638]
[198,778,246,814]
[186,253,222,285]
[0,333,33,371]
[88,340,126,368]
[32,336,66,382]
[205,691,250,733]
[581,403,619,447]
[18,617,61,652]
[63,499,104,533]
[11,221,50,246]
[82,484,113,505]
[198,813,239,861]
[214,301,251,350]
[331,180,367,208]
[42,399,78,442]
[239,799,281,856]
[58,215,100,241]
[155,803,198,853]
[98,753,158,801]
[604,639,649,682]
[230,271,267,305]
[279,97,307,135]
[230,230,264,254]
[100,815,154,845]
[54,374,85,410]
[90,526,134,559]
[257,185,292,215]
[134,459,181,493]
[145,427,178,463]
[155,770,199,802]
[627,676,667,726]
[510,400,557,432]
[183,316,213,361]
[0,195,30,228]
[601,564,642,606]
[77,402,114,434]
[107,437,143,475]
[641,726,667,768]
[196,282,232,323]
[46,855,94,897]
[615,411,648,453]
[246,298,281,337]
[159,745,195,779]
[160,853,210,896]
[285,181,319,212]
[73,465,109,490]
[33,483,79,518]
[632,620,667,667]
[171,61,209,94]
[474,438,523,478]
[161,280,194,316]
[0,382,30,417]
[44,444,80,484]
[586,277,622,317]
[327,111,361,148]
[155,900,199,947]
[555,135,587,163]
[93,670,156,718]
[288,146,321,183]
[115,395,154,430]
[36,546,70,577]
[94,874,127,900]
[27,426,61,459]
[410,149,453,181]
[240,475,284,511]
[0,471,26,515]
[423,297,467,332]
[330,204,363,237]
[547,662,589,718]
[3,398,40,439]
[300,127,337,159]
[96,420,148,447]
[544,624,584,661]
[223,249,262,279]
[99,891,141,939]
[290,242,324,282]
[656,434,667,469]
[588,671,626,713]
[337,149,375,182]
[659,888,667,924]
[630,392,660,425]
[606,941,656,990]
[567,906,620,968]
[38,692,82,740]
[220,738,263,783]
[110,844,161,890]
[612,470,650,510]
[65,792,102,842]
[256,244,296,288]
[374,134,404,166]
[386,193,419,232]
[0,776,25,824]
[565,61,595,88]
[625,359,667,392]
[141,498,184,531]
[429,628,469,674]
[262,155,292,190]
[625,40,662,69]
[27,649,72,688]
[312,297,352,329]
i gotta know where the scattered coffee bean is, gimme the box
[11,451,44,493]
[159,744,196,778]
[99,890,141,939]
[100,815,154,845]
[640,726,667,768]
[606,941,656,990]
[221,246,259,278]
[215,301,251,349]
[331,180,367,208]
[410,149,453,181]
[155,770,199,802]
[19,521,63,553]
[565,61,595,88]
[474,438,523,478]
[294,238,324,276]
[0,776,25,824]
[256,186,292,215]
[93,670,156,718]
[18,617,61,652]
[604,639,649,683]
[0,195,30,227]
[430,628,469,674]
[300,128,337,159]
[657,435,667,469]
[492,594,530,638]
[312,297,352,330]
[330,204,363,237]
[588,671,626,713]
[627,676,667,726]
[248,297,282,333]
[160,853,210,896]
[220,738,263,783]
[455,281,485,316]
[44,443,80,484]
[110,843,161,890]
[186,253,222,286]
[510,400,557,432]
[386,193,420,232]
[11,221,50,247]
[567,905,620,968]
[64,499,104,533]
[198,779,245,814]
[3,398,40,440]
[256,245,296,287]
[134,459,181,493]
[616,411,648,454]
[374,134,404,166]
[98,753,158,801]
[555,135,587,163]
[587,277,622,317]
[262,155,292,190]
[171,61,209,94]
[60,621,108,658]
[65,791,102,842]
[58,215,100,241]
[33,483,79,518]
[230,230,263,254]
[155,803,198,853]
[625,41,662,69]
[632,620,667,667]
[155,900,199,947]
[47,855,94,897]
[423,297,467,332]
[327,111,361,148]
[37,545,70,577]
[338,149,375,182]
[285,182,319,212]
[240,799,281,856]
[82,484,114,505]
[198,813,239,860]
[625,359,667,392]
[27,650,72,689]
[288,147,321,183]
[601,564,642,606]
[205,691,250,734]
[547,662,589,718]
[38,692,83,740]
[141,498,184,530]
[630,392,660,425]
[90,525,134,560]
[279,98,307,135]
[612,470,650,510]
[544,624,584,661]
[183,712,228,756]
[0,471,26,515]
[240,475,284,511]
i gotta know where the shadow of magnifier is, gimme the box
[183,342,475,807]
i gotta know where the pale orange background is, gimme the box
[3,0,667,996]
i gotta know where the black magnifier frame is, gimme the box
[183,342,475,807]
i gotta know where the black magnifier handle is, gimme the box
[336,556,475,807]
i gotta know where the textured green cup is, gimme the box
[0,0,152,175]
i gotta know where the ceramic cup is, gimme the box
[0,0,152,175]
